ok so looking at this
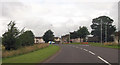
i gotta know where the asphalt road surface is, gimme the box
[45,44,119,65]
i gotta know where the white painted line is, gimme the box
[76,47,79,48]
[80,48,83,50]
[97,56,111,65]
[84,49,88,51]
[88,51,95,55]
[83,49,87,51]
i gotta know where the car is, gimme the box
[48,41,55,44]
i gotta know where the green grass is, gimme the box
[88,42,120,49]
[69,43,82,44]
[67,42,120,49]
[2,45,60,63]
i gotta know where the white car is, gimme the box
[48,41,55,44]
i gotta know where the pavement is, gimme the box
[44,44,119,65]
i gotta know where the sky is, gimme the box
[0,0,119,37]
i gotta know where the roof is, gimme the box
[54,37,60,39]
[35,37,43,39]
[61,34,69,38]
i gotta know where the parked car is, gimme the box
[48,41,55,44]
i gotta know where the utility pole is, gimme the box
[105,23,107,42]
[101,19,102,45]
[69,32,70,43]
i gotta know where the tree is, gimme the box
[91,16,116,42]
[70,26,89,41]
[17,30,34,46]
[0,37,2,45]
[43,30,54,43]
[70,31,78,39]
[77,26,89,39]
[2,21,20,50]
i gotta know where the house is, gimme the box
[87,36,99,42]
[71,38,81,43]
[61,34,85,43]
[34,37,45,44]
[54,37,61,44]
[61,34,70,43]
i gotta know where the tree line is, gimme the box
[70,16,116,42]
[2,21,34,50]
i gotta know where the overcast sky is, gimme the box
[0,0,119,37]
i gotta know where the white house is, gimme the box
[34,37,45,44]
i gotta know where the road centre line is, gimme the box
[83,49,87,51]
[71,46,111,65]
[88,51,95,55]
[97,56,111,65]
[76,47,79,48]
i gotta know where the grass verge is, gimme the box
[66,42,120,49]
[88,42,120,49]
[2,45,60,63]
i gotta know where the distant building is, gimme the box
[87,36,99,42]
[61,34,84,43]
[61,34,69,43]
[86,35,99,42]
[34,37,45,44]
[54,37,61,44]
[71,38,81,43]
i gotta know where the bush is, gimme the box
[2,43,49,58]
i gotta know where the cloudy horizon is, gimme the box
[0,0,119,37]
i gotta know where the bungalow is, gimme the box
[61,34,69,43]
[54,37,61,44]
[34,37,45,44]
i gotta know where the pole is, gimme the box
[105,23,107,42]
[101,19,102,44]
[69,33,70,43]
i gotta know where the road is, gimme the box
[44,44,119,65]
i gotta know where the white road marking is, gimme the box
[76,47,79,48]
[80,48,83,50]
[88,51,95,55]
[97,56,111,65]
[72,46,75,47]
[83,49,87,51]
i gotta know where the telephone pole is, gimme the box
[105,23,107,42]
[101,19,102,45]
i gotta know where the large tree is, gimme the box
[2,21,20,50]
[77,26,89,39]
[17,30,34,46]
[70,26,89,41]
[43,30,54,43]
[91,16,116,42]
